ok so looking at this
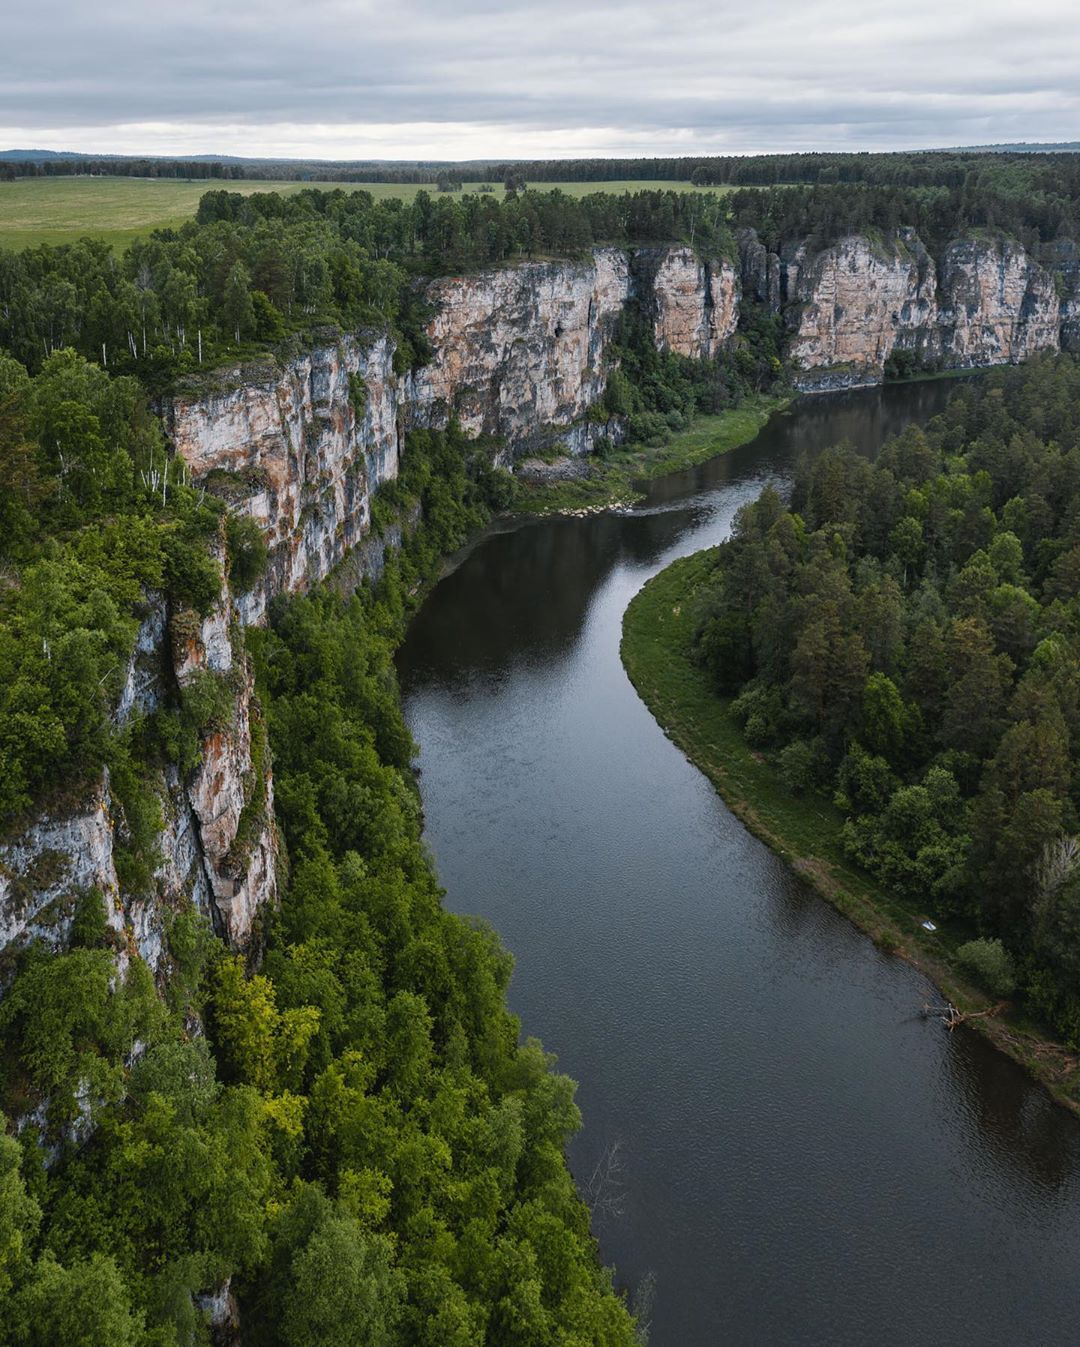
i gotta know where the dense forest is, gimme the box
[727,176,1080,256]
[689,356,1080,1043]
[0,348,638,1343]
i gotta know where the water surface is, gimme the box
[397,382,1080,1346]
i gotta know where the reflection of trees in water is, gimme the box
[398,509,685,682]
[400,378,969,690]
[946,1022,1080,1196]
[766,859,1080,1198]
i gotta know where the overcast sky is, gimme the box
[2,0,1078,160]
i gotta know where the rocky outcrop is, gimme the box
[778,230,1062,389]
[171,551,277,949]
[0,774,121,959]
[405,248,633,458]
[1043,239,1080,352]
[937,236,1061,369]
[636,246,739,359]
[163,244,742,613]
[787,232,939,388]
[737,229,781,313]
[0,555,275,976]
[166,332,401,627]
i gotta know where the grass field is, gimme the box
[0,175,725,252]
[620,549,1080,1108]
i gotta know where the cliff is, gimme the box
[634,246,739,359]
[165,332,401,627]
[405,247,633,457]
[0,550,275,976]
[764,229,1065,390]
[3,228,1077,990]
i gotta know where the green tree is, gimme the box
[222,262,256,344]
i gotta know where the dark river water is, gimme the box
[396,382,1080,1347]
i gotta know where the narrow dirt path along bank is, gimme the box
[620,548,1080,1111]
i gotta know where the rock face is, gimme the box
[406,248,633,458]
[3,228,1076,984]
[760,228,1063,389]
[737,229,781,313]
[166,332,401,627]
[0,550,275,977]
[937,237,1061,369]
[788,232,939,388]
[0,775,121,958]
[1043,239,1080,352]
[171,548,277,950]
[637,246,740,359]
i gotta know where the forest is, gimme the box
[2,164,1077,395]
[0,344,638,1344]
[689,356,1080,1043]
[6,148,1080,192]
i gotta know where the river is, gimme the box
[396,380,1080,1347]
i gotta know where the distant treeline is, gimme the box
[0,159,251,183]
[4,149,1080,193]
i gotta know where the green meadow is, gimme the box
[0,175,725,251]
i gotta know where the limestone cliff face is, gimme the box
[636,246,740,360]
[0,555,275,978]
[788,232,938,388]
[776,230,1062,389]
[170,548,278,950]
[1043,239,1080,352]
[405,248,632,457]
[937,237,1061,369]
[166,332,401,626]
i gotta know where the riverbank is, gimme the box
[514,392,792,515]
[621,548,1080,1112]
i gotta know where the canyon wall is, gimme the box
[4,228,1079,989]
[0,548,276,974]
[405,247,633,456]
[772,229,1072,390]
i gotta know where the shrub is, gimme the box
[957,937,1016,997]
[778,738,827,794]
[163,534,222,615]
[226,514,269,595]
[347,371,368,416]
[180,670,236,738]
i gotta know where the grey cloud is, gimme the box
[2,0,1078,155]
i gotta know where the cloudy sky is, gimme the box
[3,0,1078,160]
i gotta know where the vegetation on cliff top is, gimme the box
[0,185,738,386]
[4,149,1077,391]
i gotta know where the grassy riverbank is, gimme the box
[514,393,791,515]
[621,548,1080,1110]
